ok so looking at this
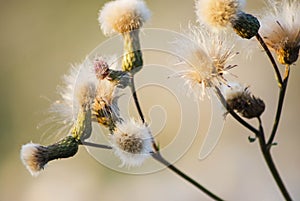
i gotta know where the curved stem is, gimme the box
[262,150,292,201]
[82,140,224,200]
[256,33,283,86]
[268,65,290,147]
[257,118,292,201]
[152,152,224,201]
[130,75,145,123]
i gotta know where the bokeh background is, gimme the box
[1,0,299,200]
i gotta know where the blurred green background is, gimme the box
[0,0,299,200]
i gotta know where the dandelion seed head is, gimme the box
[260,0,300,64]
[173,26,238,99]
[98,0,151,35]
[110,119,153,167]
[195,0,245,29]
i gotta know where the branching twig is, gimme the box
[214,84,292,200]
[257,117,292,201]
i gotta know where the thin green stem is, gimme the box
[130,75,145,123]
[257,118,292,201]
[267,66,290,147]
[256,33,283,86]
[152,152,224,201]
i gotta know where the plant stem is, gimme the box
[152,152,224,201]
[129,75,223,200]
[256,33,283,86]
[130,74,145,123]
[267,65,290,147]
[257,118,292,201]
[214,85,292,200]
[80,141,113,150]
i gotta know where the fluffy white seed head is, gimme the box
[259,0,300,64]
[173,25,238,99]
[20,143,45,176]
[98,0,151,36]
[49,58,97,134]
[110,119,153,167]
[195,0,245,29]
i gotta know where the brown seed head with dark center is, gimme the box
[227,88,265,119]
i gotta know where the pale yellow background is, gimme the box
[0,0,299,201]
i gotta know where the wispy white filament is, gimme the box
[173,25,238,99]
[259,0,300,56]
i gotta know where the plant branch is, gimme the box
[152,151,224,201]
[267,65,290,147]
[214,84,292,200]
[80,141,113,150]
[256,33,283,86]
[257,118,292,201]
[130,74,145,123]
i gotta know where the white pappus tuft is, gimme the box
[48,58,98,136]
[20,143,45,177]
[98,0,151,36]
[195,0,245,29]
[173,25,238,99]
[259,0,300,65]
[110,119,154,167]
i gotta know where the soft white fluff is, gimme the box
[259,0,300,59]
[173,25,238,99]
[48,58,97,136]
[110,119,153,167]
[20,143,43,176]
[195,0,245,29]
[98,0,151,35]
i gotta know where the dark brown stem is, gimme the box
[152,151,224,201]
[130,75,145,123]
[256,33,283,86]
[214,85,292,200]
[267,65,290,147]
[257,118,292,201]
